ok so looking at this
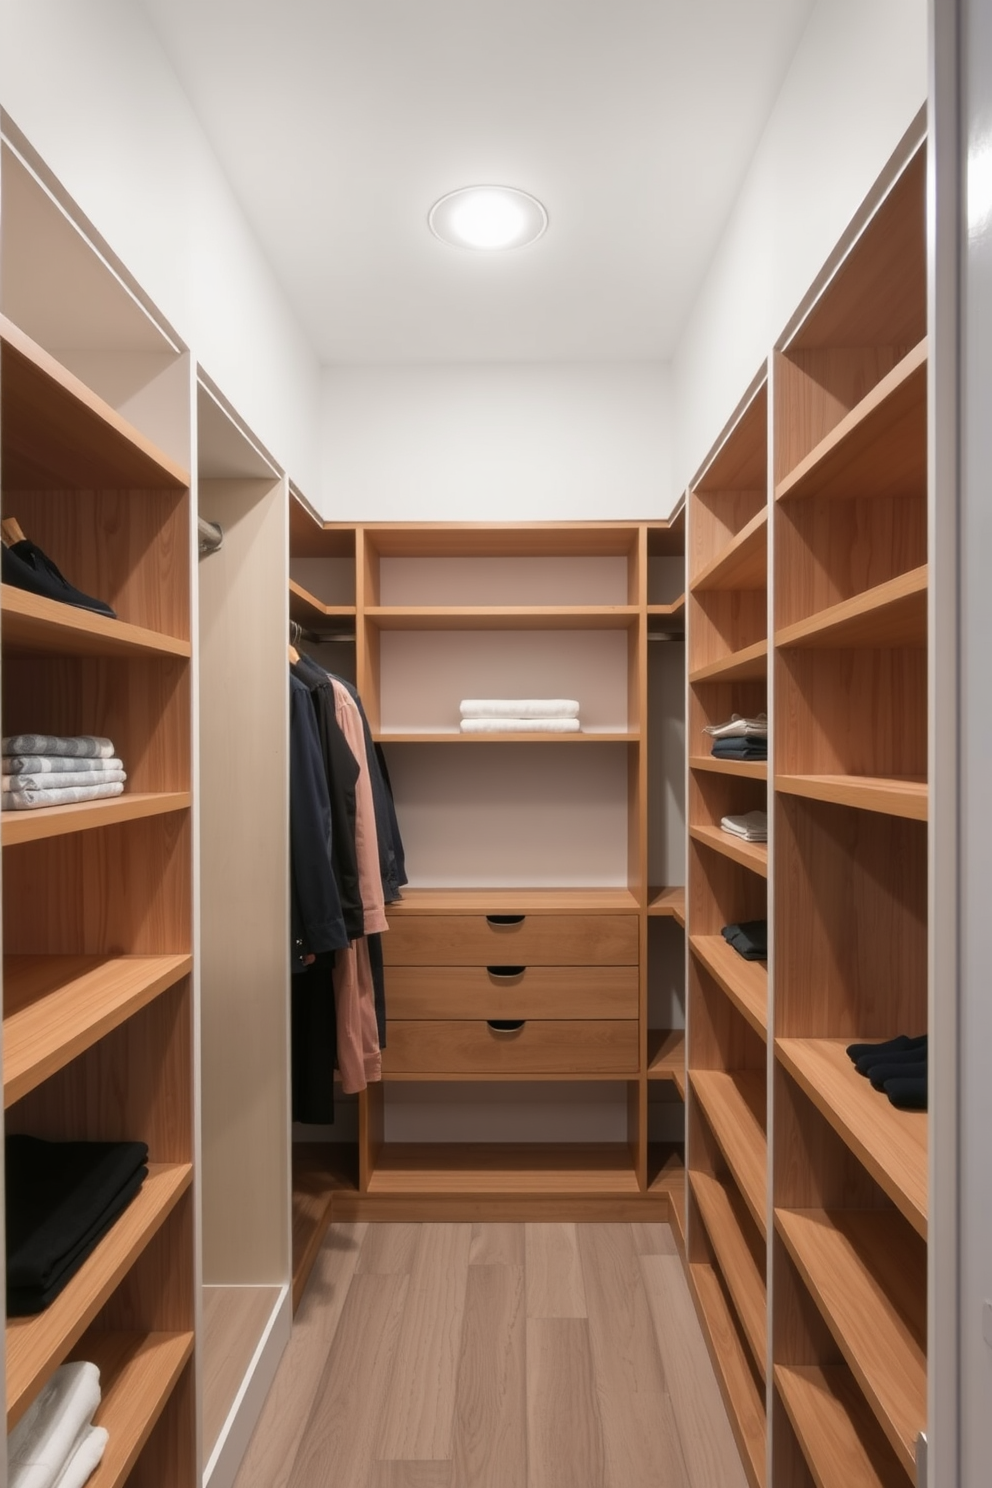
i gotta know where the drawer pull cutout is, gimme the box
[487,966,525,980]
[487,1019,525,1034]
[486,914,525,926]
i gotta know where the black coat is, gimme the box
[289,673,348,970]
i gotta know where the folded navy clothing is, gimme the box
[868,1058,928,1091]
[846,1032,927,1065]
[6,1134,148,1315]
[855,1042,929,1077]
[710,737,768,760]
[884,1075,927,1110]
[721,920,768,961]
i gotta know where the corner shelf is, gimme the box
[647,885,685,924]
[689,755,767,781]
[647,1029,685,1095]
[292,1144,358,1313]
[689,936,767,1037]
[688,639,767,685]
[288,578,355,631]
[775,774,927,821]
[691,508,768,593]
[688,1263,766,1488]
[689,824,768,878]
[775,1363,908,1488]
[1,792,192,847]
[647,1146,685,1252]
[690,1169,766,1380]
[76,1329,194,1488]
[690,1070,767,1237]
[1,587,191,660]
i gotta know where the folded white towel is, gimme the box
[460,700,580,719]
[703,714,768,740]
[4,757,124,776]
[460,718,582,734]
[8,1361,101,1488]
[721,811,768,842]
[2,782,125,811]
[51,1427,108,1488]
[2,735,116,760]
[2,770,126,793]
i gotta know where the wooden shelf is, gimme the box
[689,936,767,1037]
[688,1262,766,1488]
[72,1329,194,1488]
[1,791,191,847]
[366,1143,640,1195]
[288,579,355,630]
[775,1207,925,1476]
[648,1146,685,1254]
[775,339,927,504]
[690,1169,766,1380]
[776,773,927,821]
[689,823,768,878]
[689,639,767,684]
[365,605,639,631]
[292,1144,358,1313]
[6,1163,193,1429]
[690,754,767,781]
[0,316,189,491]
[690,1071,767,1237]
[3,954,193,1108]
[1,586,191,660]
[776,1038,926,1238]
[776,1363,908,1488]
[647,1029,685,1095]
[376,730,637,744]
[776,565,927,650]
[386,886,642,915]
[691,508,768,593]
[362,522,642,559]
[648,595,685,621]
[647,885,685,924]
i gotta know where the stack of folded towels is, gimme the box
[6,1134,149,1315]
[846,1033,928,1111]
[459,700,581,734]
[720,810,767,843]
[721,920,767,962]
[2,735,126,812]
[703,713,767,761]
[8,1361,108,1488]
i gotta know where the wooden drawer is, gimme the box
[382,1019,638,1075]
[382,913,638,967]
[385,964,638,1020]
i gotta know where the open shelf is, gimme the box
[3,954,193,1107]
[1,791,192,847]
[775,565,927,651]
[691,508,768,593]
[1,586,191,660]
[689,639,767,685]
[689,823,768,878]
[648,595,685,621]
[690,754,767,781]
[776,1363,908,1488]
[6,1163,193,1429]
[292,1144,358,1313]
[375,730,637,744]
[690,1071,767,1237]
[647,1029,685,1095]
[776,1038,925,1237]
[689,937,767,1036]
[365,1143,640,1195]
[386,886,642,914]
[73,1329,194,1488]
[365,605,639,631]
[776,773,927,821]
[690,1169,766,1380]
[688,1263,766,1488]
[775,1207,925,1477]
[288,578,355,630]
[647,885,685,924]
[775,339,927,504]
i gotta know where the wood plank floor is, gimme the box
[233,1223,748,1488]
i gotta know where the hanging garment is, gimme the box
[329,678,388,937]
[289,673,348,971]
[332,676,407,903]
[333,936,382,1094]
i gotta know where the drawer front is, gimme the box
[381,1019,638,1075]
[385,965,639,1020]
[382,913,638,967]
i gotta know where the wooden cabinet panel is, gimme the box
[382,913,638,966]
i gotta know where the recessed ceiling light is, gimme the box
[428,186,548,251]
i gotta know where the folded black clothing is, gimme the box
[868,1058,927,1091]
[846,1032,927,1064]
[2,540,115,618]
[6,1134,148,1314]
[721,920,768,961]
[855,1042,929,1077]
[884,1075,927,1110]
[710,737,768,760]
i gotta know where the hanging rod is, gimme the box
[198,518,223,555]
[290,618,355,645]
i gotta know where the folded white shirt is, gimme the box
[460,717,581,733]
[2,770,126,793]
[2,782,125,811]
[50,1427,107,1488]
[8,1361,101,1488]
[721,811,768,842]
[2,735,116,760]
[4,756,124,776]
[703,713,768,739]
[460,699,580,719]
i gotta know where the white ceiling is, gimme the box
[137,0,815,365]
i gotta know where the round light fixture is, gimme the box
[428,185,548,250]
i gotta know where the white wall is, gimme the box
[0,0,321,497]
[672,0,928,495]
[320,362,672,521]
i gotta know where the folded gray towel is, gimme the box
[2,735,115,760]
[3,756,124,776]
[2,770,126,793]
[2,782,124,811]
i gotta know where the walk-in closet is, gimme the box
[0,1,985,1485]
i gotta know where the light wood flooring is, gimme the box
[232,1222,748,1488]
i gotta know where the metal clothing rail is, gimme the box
[198,518,223,555]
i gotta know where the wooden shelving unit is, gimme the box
[689,1261,766,1488]
[689,823,768,877]
[1,316,196,1481]
[774,1363,907,1488]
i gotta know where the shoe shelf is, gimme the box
[647,1029,685,1094]
[5,1163,193,1429]
[690,754,767,780]
[1,586,191,660]
[73,1329,195,1488]
[689,823,768,878]
[775,1039,926,1238]
[690,1070,767,1238]
[775,565,927,651]
[690,1169,766,1380]
[688,1262,766,1488]
[689,936,767,1037]
[646,884,685,923]
[691,508,768,594]
[688,639,767,685]
[775,773,927,821]
[774,1206,925,1478]
[1,791,192,847]
[775,1363,908,1488]
[3,954,192,1108]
